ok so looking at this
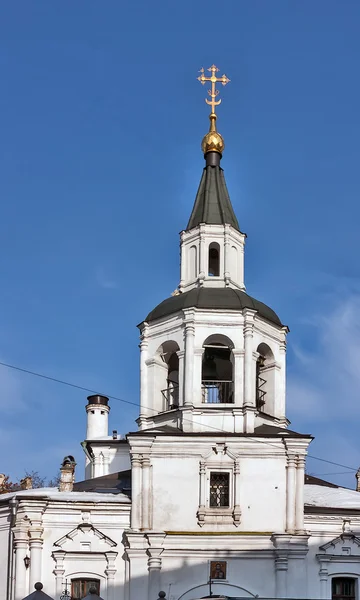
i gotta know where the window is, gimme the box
[71,579,100,600]
[202,339,233,404]
[210,472,230,507]
[208,243,220,276]
[332,579,356,600]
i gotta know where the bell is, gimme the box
[202,350,217,381]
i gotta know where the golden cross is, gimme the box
[197,64,230,114]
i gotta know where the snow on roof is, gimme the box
[305,484,360,509]
[0,487,131,504]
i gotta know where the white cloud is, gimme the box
[287,293,360,422]
[95,267,119,290]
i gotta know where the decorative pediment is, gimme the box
[202,443,239,463]
[320,533,360,556]
[54,524,116,552]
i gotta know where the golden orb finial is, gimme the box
[197,64,230,156]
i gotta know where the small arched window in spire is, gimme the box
[208,242,220,276]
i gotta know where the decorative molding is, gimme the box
[54,524,117,549]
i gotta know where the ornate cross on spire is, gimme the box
[197,64,230,115]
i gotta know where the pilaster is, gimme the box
[52,551,66,600]
[295,455,306,533]
[139,323,149,422]
[318,556,331,599]
[286,454,297,533]
[176,350,185,407]
[13,522,29,600]
[232,349,244,408]
[105,551,118,600]
[146,533,166,600]
[131,454,142,530]
[142,456,151,530]
[243,309,256,432]
[184,317,195,406]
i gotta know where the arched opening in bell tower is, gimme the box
[208,242,220,276]
[156,340,180,411]
[255,342,275,414]
[201,334,234,404]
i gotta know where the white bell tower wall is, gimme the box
[138,304,288,433]
[179,223,246,292]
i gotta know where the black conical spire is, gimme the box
[186,152,240,232]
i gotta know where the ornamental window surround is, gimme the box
[197,443,241,527]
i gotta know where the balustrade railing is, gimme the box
[161,385,179,410]
[201,380,234,404]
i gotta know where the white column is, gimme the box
[243,311,256,433]
[179,232,185,290]
[193,348,203,405]
[198,460,206,526]
[275,554,288,598]
[286,454,297,532]
[176,350,185,406]
[124,556,130,600]
[105,551,118,600]
[29,524,43,589]
[13,526,29,600]
[233,459,241,526]
[146,534,165,600]
[243,318,255,407]
[53,551,66,600]
[295,455,306,532]
[239,241,245,290]
[184,321,195,406]
[232,349,244,407]
[130,455,142,529]
[276,336,287,420]
[199,228,206,277]
[224,227,230,283]
[139,325,149,424]
[319,558,330,599]
[93,453,102,478]
[142,457,151,530]
[147,551,163,600]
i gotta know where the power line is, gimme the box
[0,359,358,474]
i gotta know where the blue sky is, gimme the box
[1,1,360,487]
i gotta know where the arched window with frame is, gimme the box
[157,341,180,411]
[255,343,275,414]
[71,579,100,600]
[332,578,356,600]
[208,242,220,277]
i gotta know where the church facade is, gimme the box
[2,67,360,600]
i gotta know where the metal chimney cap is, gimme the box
[86,395,109,406]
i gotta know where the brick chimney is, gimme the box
[20,476,33,490]
[59,456,76,492]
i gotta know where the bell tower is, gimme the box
[137,65,288,435]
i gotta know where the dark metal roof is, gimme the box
[186,164,240,232]
[305,474,339,488]
[145,287,282,327]
[74,469,131,496]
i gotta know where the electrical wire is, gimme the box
[0,359,358,474]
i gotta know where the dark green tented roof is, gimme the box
[186,165,240,231]
[144,287,282,327]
